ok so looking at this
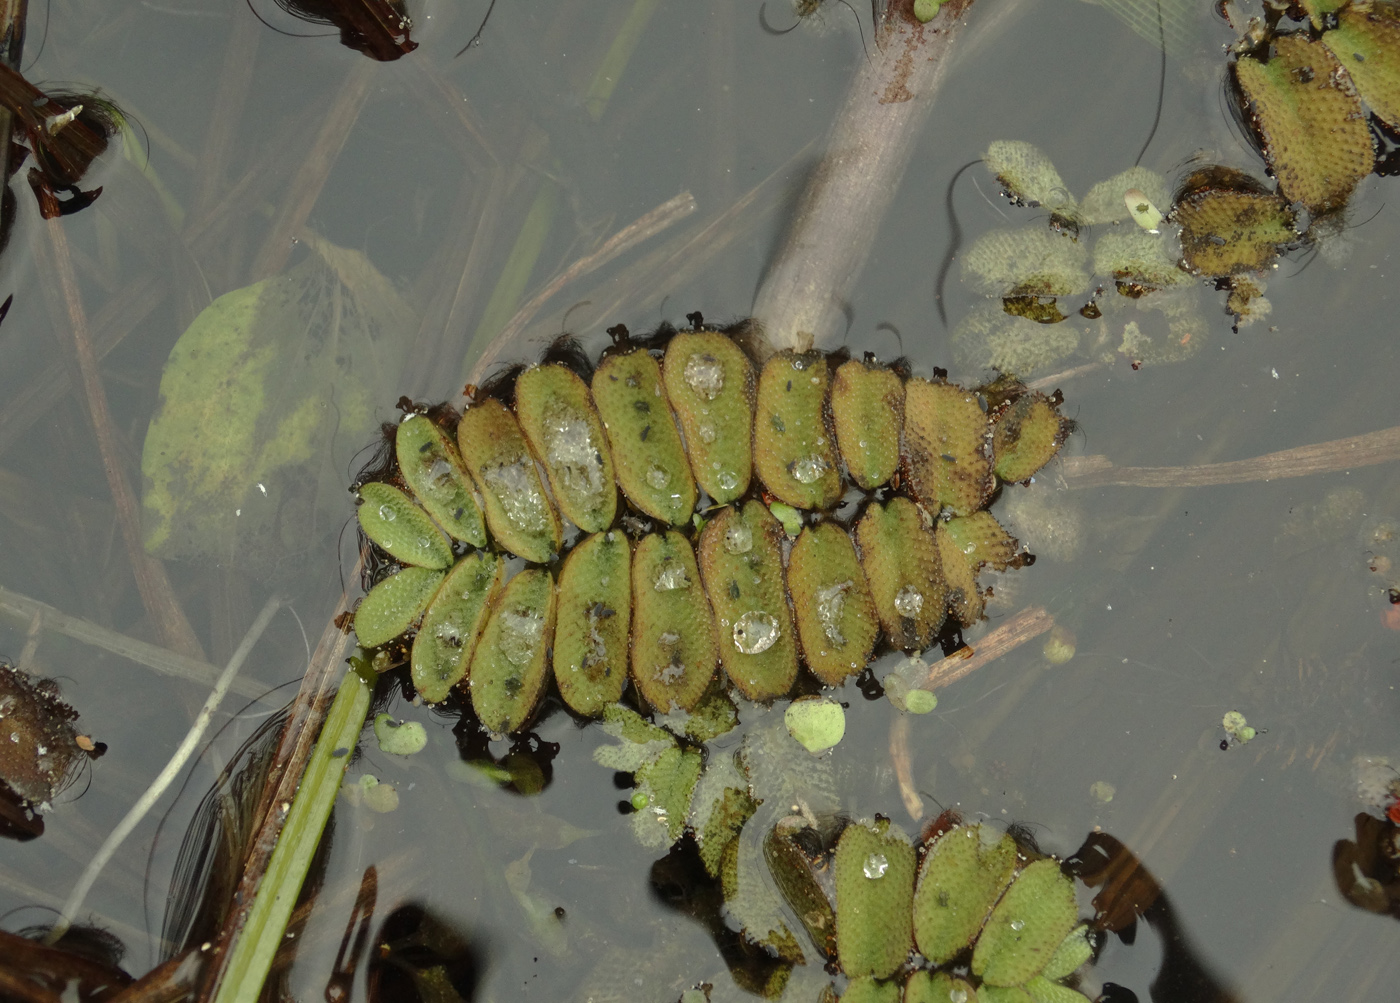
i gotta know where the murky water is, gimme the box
[1,0,1398,1000]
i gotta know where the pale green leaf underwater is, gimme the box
[141,237,413,569]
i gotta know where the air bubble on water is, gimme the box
[698,424,716,444]
[724,522,753,554]
[894,585,924,617]
[1009,919,1025,931]
[789,454,829,484]
[547,418,606,501]
[716,470,739,491]
[377,505,397,522]
[483,460,548,531]
[654,564,690,591]
[733,611,779,654]
[646,465,670,489]
[816,580,852,645]
[684,354,725,399]
[862,852,889,879]
[499,609,545,666]
[949,989,968,1003]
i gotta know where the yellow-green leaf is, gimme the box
[142,239,412,570]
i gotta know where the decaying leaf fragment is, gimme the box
[0,663,90,834]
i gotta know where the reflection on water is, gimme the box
[1,0,1400,1001]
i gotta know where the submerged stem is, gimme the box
[752,0,998,354]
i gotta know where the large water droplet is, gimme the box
[949,989,968,1003]
[724,522,753,554]
[862,852,889,879]
[816,580,852,645]
[894,585,924,617]
[646,464,671,489]
[654,564,691,591]
[962,541,977,555]
[684,353,725,399]
[789,454,829,484]
[733,611,779,654]
[1009,919,1025,931]
[377,504,397,521]
[697,423,716,444]
[716,470,739,491]
[499,609,545,666]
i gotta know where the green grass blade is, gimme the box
[212,657,377,1003]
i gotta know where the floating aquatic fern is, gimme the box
[349,319,1071,736]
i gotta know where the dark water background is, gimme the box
[1,0,1398,1000]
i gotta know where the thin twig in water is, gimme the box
[36,217,204,659]
[0,584,278,703]
[891,605,1055,821]
[890,715,923,820]
[45,596,282,945]
[470,191,697,382]
[1061,424,1400,488]
[248,59,374,281]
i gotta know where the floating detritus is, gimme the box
[350,322,1070,734]
[0,662,99,839]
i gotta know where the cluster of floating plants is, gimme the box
[953,141,1212,377]
[587,703,1097,1001]
[957,1,1400,372]
[808,814,1094,1003]
[348,318,1071,736]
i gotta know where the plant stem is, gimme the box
[752,0,982,354]
[209,654,376,1003]
[45,597,282,945]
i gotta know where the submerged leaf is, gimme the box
[141,238,412,572]
[984,141,1078,220]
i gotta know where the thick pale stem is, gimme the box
[752,0,978,354]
